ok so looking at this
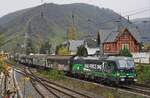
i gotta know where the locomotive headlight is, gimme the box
[120,78,125,81]
[134,79,137,82]
[116,73,120,76]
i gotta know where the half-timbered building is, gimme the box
[99,28,141,55]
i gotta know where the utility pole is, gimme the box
[24,32,28,55]
[115,15,122,31]
[99,32,103,57]
[72,10,75,27]
[87,19,91,37]
[41,0,44,18]
[127,16,130,23]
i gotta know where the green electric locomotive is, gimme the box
[71,56,137,85]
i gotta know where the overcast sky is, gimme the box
[0,0,149,19]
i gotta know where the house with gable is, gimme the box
[84,38,100,55]
[62,39,100,55]
[99,27,141,55]
[63,40,85,55]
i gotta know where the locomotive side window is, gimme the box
[104,61,116,72]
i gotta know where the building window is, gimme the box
[122,44,129,49]
[105,45,110,51]
[124,34,128,39]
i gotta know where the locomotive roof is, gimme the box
[46,55,74,60]
[19,54,48,58]
[74,56,100,60]
[106,56,134,61]
[73,56,133,61]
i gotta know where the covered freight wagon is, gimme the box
[46,55,74,71]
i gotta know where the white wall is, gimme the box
[87,47,99,55]
[132,52,150,64]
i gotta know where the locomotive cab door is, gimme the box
[104,61,117,83]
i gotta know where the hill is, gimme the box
[0,3,142,52]
[132,18,150,44]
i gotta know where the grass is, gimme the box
[37,69,65,80]
[36,69,146,98]
[136,64,150,86]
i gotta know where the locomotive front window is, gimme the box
[118,60,134,68]
[127,60,134,68]
[73,59,85,64]
[118,60,127,68]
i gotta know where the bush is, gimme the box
[55,45,70,55]
[119,48,132,57]
[76,45,88,57]
[136,64,150,85]
[40,69,65,80]
[0,60,4,73]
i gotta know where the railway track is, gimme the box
[8,61,150,98]
[66,75,150,98]
[15,68,62,98]
[14,65,93,98]
[122,85,150,97]
[12,69,19,97]
[27,67,93,98]
[29,79,45,98]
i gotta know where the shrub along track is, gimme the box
[7,61,150,98]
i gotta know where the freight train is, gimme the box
[14,54,137,85]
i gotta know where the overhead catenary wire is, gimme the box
[124,9,150,17]
[98,8,150,26]
[121,7,149,15]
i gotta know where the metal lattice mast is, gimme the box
[67,8,77,40]
[115,15,123,31]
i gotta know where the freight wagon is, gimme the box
[15,54,137,85]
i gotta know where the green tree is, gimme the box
[146,45,150,52]
[0,61,4,73]
[139,42,144,52]
[55,44,70,55]
[55,45,60,55]
[40,40,52,54]
[76,45,88,57]
[97,32,100,47]
[119,48,132,57]
[26,39,35,55]
[0,32,5,52]
[58,47,70,55]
